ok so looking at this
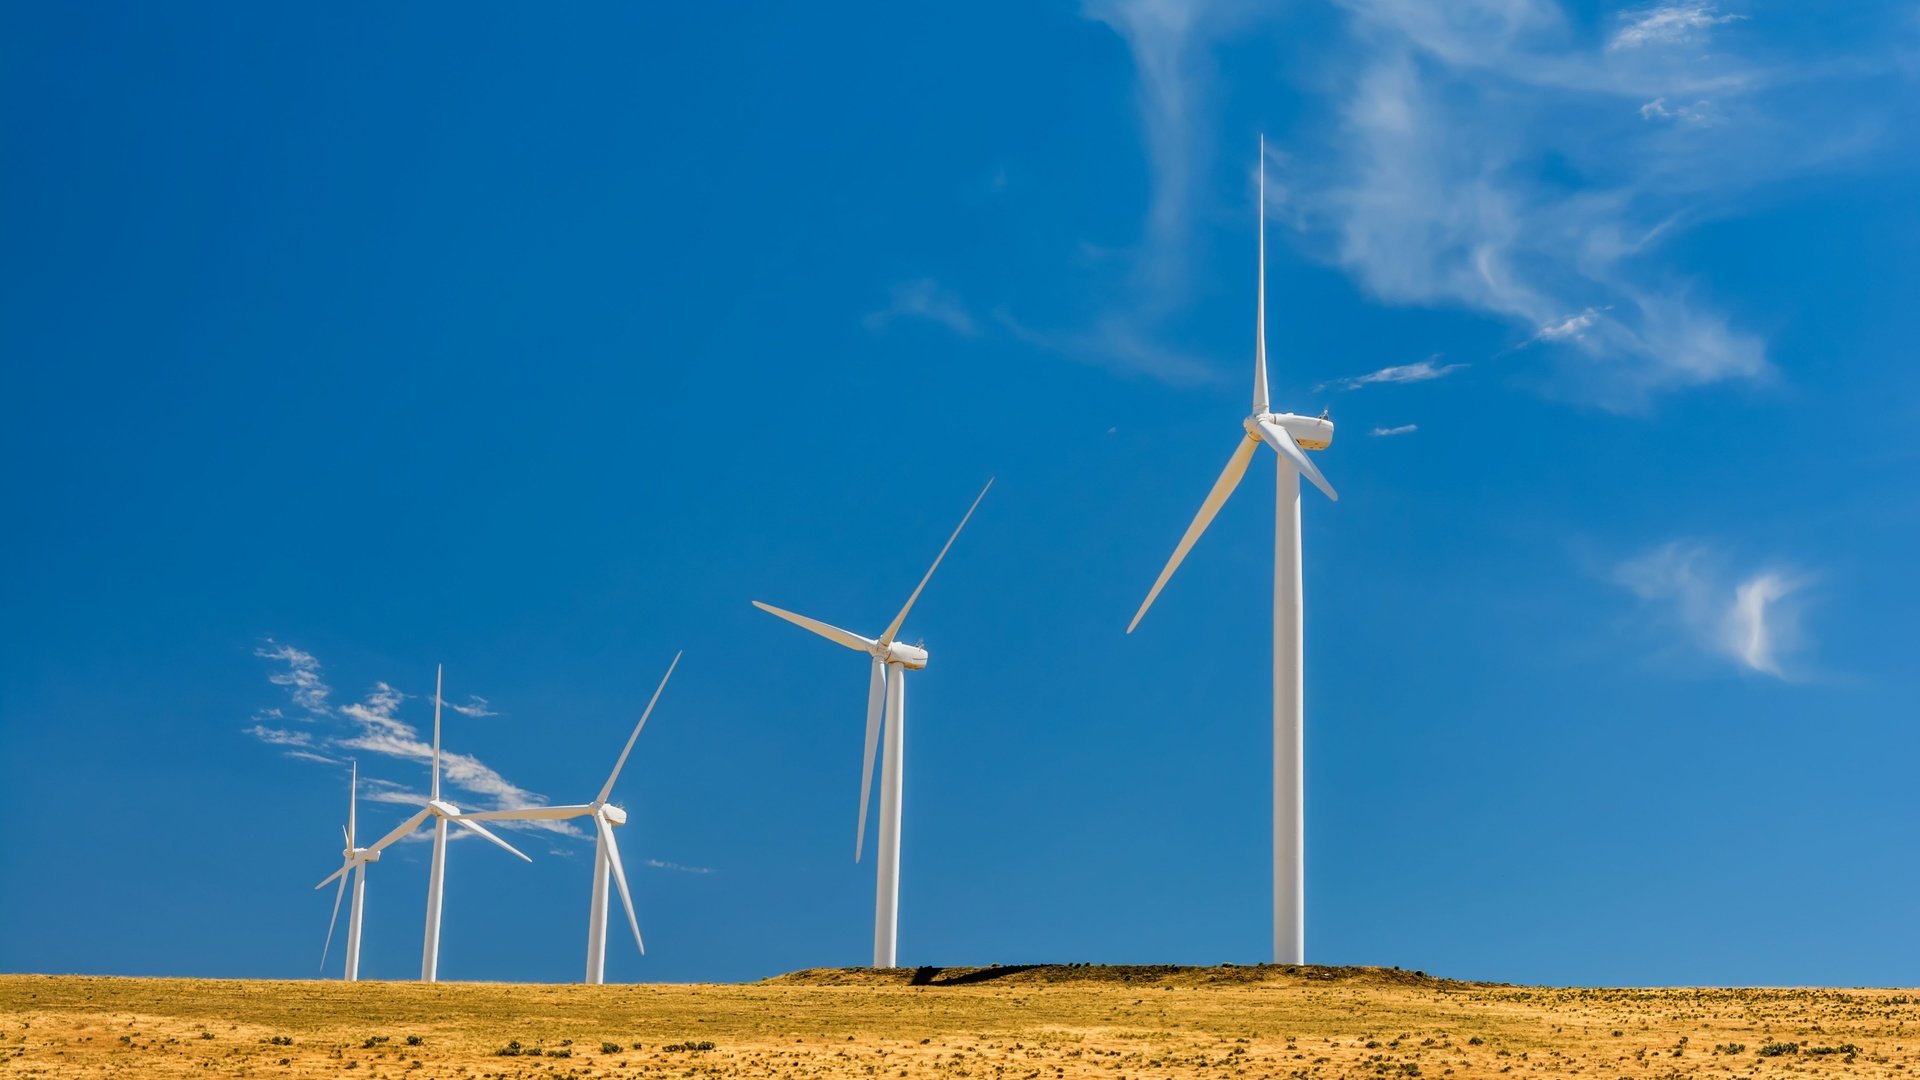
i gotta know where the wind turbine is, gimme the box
[753,479,992,969]
[363,664,533,982]
[1126,140,1337,966]
[315,761,378,981]
[458,652,681,984]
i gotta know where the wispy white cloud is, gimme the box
[1371,423,1419,436]
[1528,307,1609,345]
[1638,97,1720,125]
[1316,355,1466,392]
[1609,3,1744,52]
[863,278,978,336]
[246,724,316,748]
[251,645,583,837]
[1269,9,1781,408]
[356,777,427,807]
[255,641,329,715]
[1083,0,1222,302]
[1612,542,1813,677]
[982,0,1259,386]
[1084,0,1895,410]
[446,697,497,718]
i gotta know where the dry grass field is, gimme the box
[3,966,1914,1079]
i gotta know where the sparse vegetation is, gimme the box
[3,969,1914,1078]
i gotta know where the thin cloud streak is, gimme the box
[1370,423,1418,436]
[1317,356,1466,392]
[1612,542,1813,678]
[1609,3,1744,52]
[645,859,716,875]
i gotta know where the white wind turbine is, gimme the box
[458,652,681,984]
[315,762,379,981]
[363,664,533,982]
[1126,140,1337,966]
[753,479,992,969]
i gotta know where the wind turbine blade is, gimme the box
[366,806,434,854]
[320,869,348,971]
[451,815,532,862]
[315,863,349,891]
[880,477,993,645]
[1255,417,1338,501]
[597,814,645,957]
[596,651,680,806]
[459,804,595,822]
[431,664,443,802]
[1254,135,1270,416]
[347,761,357,850]
[855,657,886,862]
[752,601,875,653]
[1128,435,1260,634]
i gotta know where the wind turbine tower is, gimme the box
[1127,140,1338,965]
[460,652,682,983]
[316,762,378,981]
[753,480,992,968]
[363,664,534,981]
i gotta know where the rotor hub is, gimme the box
[1247,411,1334,451]
[876,640,929,669]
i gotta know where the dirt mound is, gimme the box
[762,963,1476,990]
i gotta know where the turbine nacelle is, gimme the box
[1246,412,1334,451]
[876,640,928,669]
[600,804,629,826]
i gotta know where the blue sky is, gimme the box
[2,2,1916,987]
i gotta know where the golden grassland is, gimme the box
[2,966,1915,1079]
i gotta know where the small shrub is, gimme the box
[200,1032,214,1040]
[601,1042,622,1054]
[1806,1044,1860,1056]
[663,1040,716,1052]
[496,1040,522,1057]
[404,1035,422,1047]
[267,1036,293,1047]
[1467,1037,1484,1046]
[1757,1042,1800,1057]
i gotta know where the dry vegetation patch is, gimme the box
[2,969,1914,1078]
